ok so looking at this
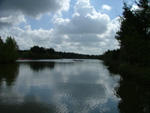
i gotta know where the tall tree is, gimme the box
[115,0,150,66]
[0,37,19,63]
[0,36,4,62]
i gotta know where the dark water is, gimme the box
[0,59,147,113]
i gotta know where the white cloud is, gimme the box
[52,0,119,54]
[102,5,112,11]
[74,0,95,16]
[0,0,120,55]
[0,26,54,50]
[55,0,110,34]
[0,0,70,28]
[0,12,26,28]
[59,0,71,12]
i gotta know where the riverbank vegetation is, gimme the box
[0,36,98,63]
[0,36,19,63]
[100,0,150,84]
[18,46,98,59]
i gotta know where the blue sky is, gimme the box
[0,0,125,55]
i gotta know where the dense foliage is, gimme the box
[99,2,150,110]
[0,36,19,63]
[19,46,98,59]
[100,0,150,66]
[117,0,150,66]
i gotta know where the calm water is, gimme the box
[0,59,121,113]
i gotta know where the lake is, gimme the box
[0,59,146,113]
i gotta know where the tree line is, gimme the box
[0,36,98,63]
[18,46,98,59]
[99,0,150,84]
[100,0,150,67]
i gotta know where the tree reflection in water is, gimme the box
[3,60,146,113]
[117,78,150,113]
[0,100,57,113]
[26,62,55,72]
[0,63,19,86]
[105,62,150,113]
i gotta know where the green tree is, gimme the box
[30,46,46,59]
[0,36,4,62]
[0,37,19,63]
[116,0,150,66]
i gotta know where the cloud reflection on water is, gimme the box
[0,59,120,113]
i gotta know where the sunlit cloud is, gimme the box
[0,0,121,55]
[102,4,112,11]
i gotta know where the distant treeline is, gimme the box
[18,46,98,59]
[0,36,98,63]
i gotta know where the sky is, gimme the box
[0,0,125,55]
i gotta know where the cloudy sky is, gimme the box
[0,0,125,55]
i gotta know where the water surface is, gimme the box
[0,59,121,113]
